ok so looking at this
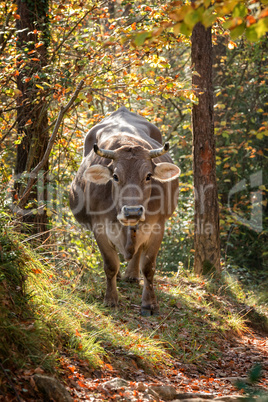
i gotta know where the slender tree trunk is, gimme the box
[15,0,49,234]
[191,22,221,274]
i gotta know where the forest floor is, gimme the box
[1,275,268,402]
[49,325,268,401]
[2,318,268,402]
[1,232,268,401]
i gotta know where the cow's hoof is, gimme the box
[124,276,140,284]
[141,306,160,316]
[104,298,118,308]
[105,302,118,309]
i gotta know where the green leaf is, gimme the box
[204,0,212,7]
[255,17,268,37]
[232,3,247,18]
[256,133,263,140]
[222,18,234,30]
[180,21,192,37]
[230,22,246,39]
[246,18,268,41]
[134,32,151,46]
[201,9,218,28]
[245,25,259,41]
[77,92,86,100]
[184,10,200,29]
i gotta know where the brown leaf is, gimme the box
[30,376,38,391]
[34,367,44,375]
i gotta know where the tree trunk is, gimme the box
[15,0,49,235]
[191,22,221,274]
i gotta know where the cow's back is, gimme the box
[83,107,162,157]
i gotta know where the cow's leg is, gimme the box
[140,253,159,316]
[95,234,120,307]
[124,247,142,283]
[140,226,164,316]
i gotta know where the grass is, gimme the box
[0,217,267,382]
[0,225,170,375]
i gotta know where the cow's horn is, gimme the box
[94,143,116,159]
[149,142,169,159]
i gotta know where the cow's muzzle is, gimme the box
[117,205,145,226]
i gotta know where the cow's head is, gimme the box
[83,142,180,226]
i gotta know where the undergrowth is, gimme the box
[0,212,267,380]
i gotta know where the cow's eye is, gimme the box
[146,173,152,181]
[113,173,119,182]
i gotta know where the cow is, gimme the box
[69,107,180,315]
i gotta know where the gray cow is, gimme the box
[69,107,180,315]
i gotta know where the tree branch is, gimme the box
[223,60,248,122]
[49,1,108,63]
[18,79,85,208]
[0,120,17,147]
[165,99,186,141]
[0,10,13,54]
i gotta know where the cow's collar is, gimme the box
[130,226,137,231]
[130,225,137,237]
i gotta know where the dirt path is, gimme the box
[2,330,267,401]
[35,330,267,401]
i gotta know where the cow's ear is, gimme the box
[83,165,111,184]
[153,162,181,182]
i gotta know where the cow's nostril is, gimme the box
[122,206,144,219]
[122,206,129,217]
